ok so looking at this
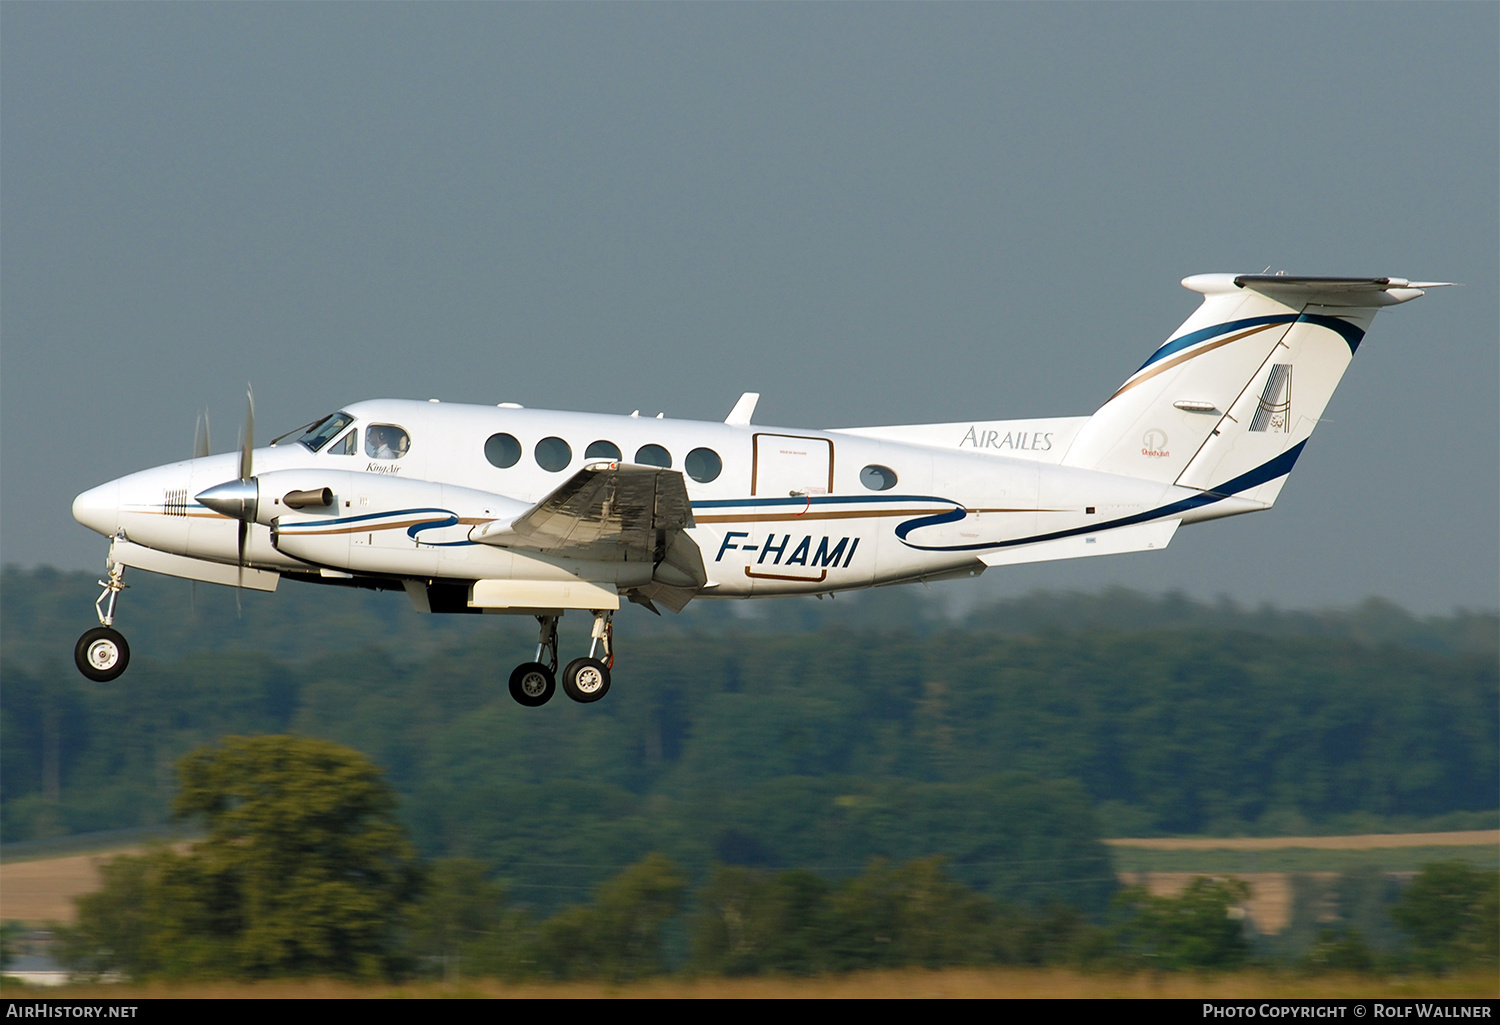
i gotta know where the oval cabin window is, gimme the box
[685,447,722,483]
[535,436,572,472]
[634,444,672,468]
[485,433,522,469]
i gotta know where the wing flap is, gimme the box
[469,462,697,563]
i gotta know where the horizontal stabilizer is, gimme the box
[978,518,1179,568]
[1232,275,1449,308]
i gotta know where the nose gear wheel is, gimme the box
[75,626,129,682]
[76,558,131,682]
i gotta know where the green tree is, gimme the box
[405,859,530,980]
[59,847,242,978]
[691,866,833,976]
[534,853,686,981]
[62,735,417,980]
[692,858,1007,977]
[1391,861,1500,973]
[823,857,998,971]
[1303,928,1376,975]
[1111,877,1252,971]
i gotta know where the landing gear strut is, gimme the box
[508,615,559,706]
[75,561,130,682]
[562,611,612,703]
[507,610,614,706]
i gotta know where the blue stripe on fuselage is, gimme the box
[893,442,1307,553]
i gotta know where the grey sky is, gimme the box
[3,4,1495,614]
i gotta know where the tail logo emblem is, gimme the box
[1141,428,1170,458]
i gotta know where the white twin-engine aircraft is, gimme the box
[72,274,1443,705]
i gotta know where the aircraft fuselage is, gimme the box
[73,400,1225,602]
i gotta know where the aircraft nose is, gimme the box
[73,480,121,537]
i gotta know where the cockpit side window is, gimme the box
[293,412,356,453]
[328,429,357,455]
[365,424,410,460]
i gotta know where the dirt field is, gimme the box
[1,845,190,924]
[2,853,118,923]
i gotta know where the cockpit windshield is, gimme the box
[278,412,356,453]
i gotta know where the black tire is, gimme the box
[561,657,611,703]
[75,627,130,682]
[508,662,555,707]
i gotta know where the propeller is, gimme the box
[191,408,212,616]
[236,386,255,604]
[194,386,257,615]
[193,409,212,460]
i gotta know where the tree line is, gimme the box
[4,568,1495,915]
[52,737,1498,983]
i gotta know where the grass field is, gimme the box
[1106,831,1500,875]
[9,968,1497,999]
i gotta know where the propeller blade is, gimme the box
[239,386,255,482]
[237,518,248,614]
[237,385,254,616]
[193,409,212,459]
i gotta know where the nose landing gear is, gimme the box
[75,561,130,682]
[508,610,613,706]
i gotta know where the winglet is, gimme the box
[725,392,760,426]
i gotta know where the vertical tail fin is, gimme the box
[1061,274,1440,506]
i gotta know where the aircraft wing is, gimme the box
[469,462,697,562]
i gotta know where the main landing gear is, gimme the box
[75,562,130,682]
[507,610,613,707]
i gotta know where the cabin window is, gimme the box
[365,424,410,460]
[485,433,522,469]
[860,464,897,491]
[329,430,357,456]
[685,447,722,483]
[635,444,671,468]
[535,436,572,472]
[585,440,622,461]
